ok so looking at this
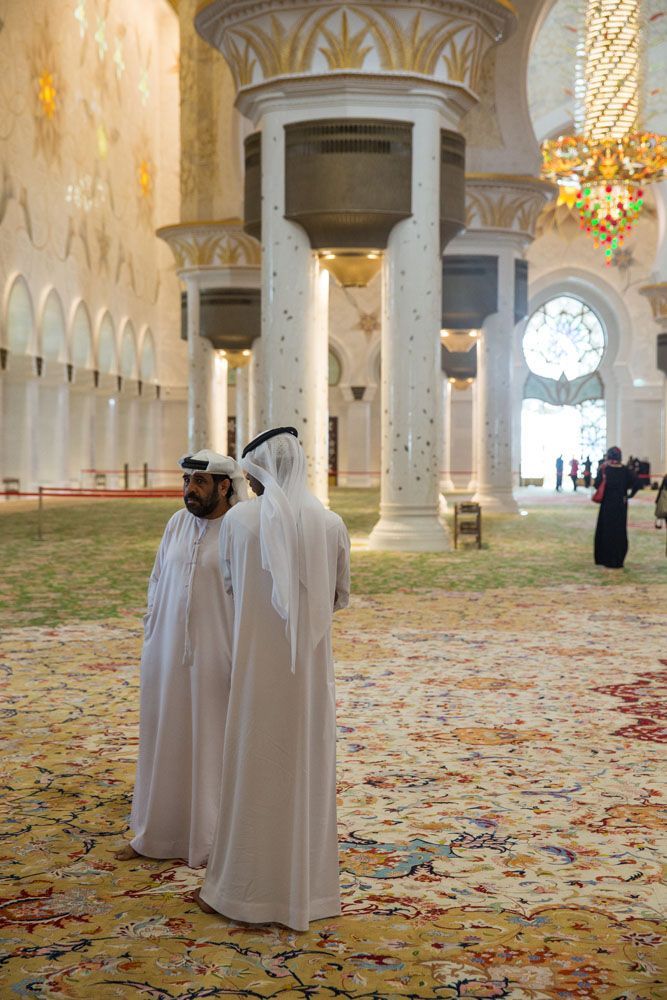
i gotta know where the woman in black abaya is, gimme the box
[594,446,640,568]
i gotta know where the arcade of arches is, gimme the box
[1,1,666,997]
[1,0,665,540]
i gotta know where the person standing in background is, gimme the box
[582,455,592,489]
[555,455,564,492]
[569,457,579,491]
[594,446,640,569]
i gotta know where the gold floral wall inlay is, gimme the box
[37,72,57,119]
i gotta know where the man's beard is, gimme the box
[184,492,218,517]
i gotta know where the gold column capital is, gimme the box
[195,0,516,101]
[464,174,558,240]
[639,282,667,322]
[156,219,261,272]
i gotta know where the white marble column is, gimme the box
[249,336,262,439]
[211,352,228,455]
[440,374,455,492]
[469,380,479,492]
[94,394,120,488]
[55,383,70,484]
[3,367,39,492]
[341,386,375,488]
[69,389,94,485]
[369,105,449,551]
[185,276,216,452]
[34,371,67,486]
[235,364,250,456]
[261,111,329,503]
[25,379,39,492]
[472,240,521,512]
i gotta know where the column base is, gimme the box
[472,489,519,513]
[368,506,451,552]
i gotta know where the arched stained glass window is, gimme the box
[523,296,605,380]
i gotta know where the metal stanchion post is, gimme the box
[37,486,43,542]
[124,463,129,490]
[143,462,148,488]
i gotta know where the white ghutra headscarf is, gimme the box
[241,429,331,671]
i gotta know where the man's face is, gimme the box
[246,473,264,496]
[182,472,224,517]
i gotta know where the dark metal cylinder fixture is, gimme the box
[514,259,529,323]
[658,332,667,377]
[180,288,261,350]
[245,122,466,260]
[440,130,466,251]
[244,132,261,241]
[442,255,498,330]
[284,119,413,248]
[441,343,477,380]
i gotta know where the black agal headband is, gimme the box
[242,426,298,459]
[180,457,210,471]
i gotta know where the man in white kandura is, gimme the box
[116,449,247,867]
[193,427,351,930]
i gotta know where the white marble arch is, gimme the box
[1,275,38,490]
[139,327,157,384]
[4,273,35,359]
[93,311,119,485]
[38,288,68,367]
[117,319,141,480]
[517,269,630,475]
[119,319,138,380]
[137,327,160,486]
[35,288,69,485]
[70,301,94,372]
[96,311,118,376]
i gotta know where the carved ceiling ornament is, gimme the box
[195,1,516,97]
[465,174,557,240]
[156,219,262,271]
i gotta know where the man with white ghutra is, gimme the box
[116,449,246,868]
[192,426,351,931]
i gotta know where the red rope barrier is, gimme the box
[80,469,183,474]
[1,490,182,499]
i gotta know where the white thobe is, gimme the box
[129,507,233,867]
[201,498,351,930]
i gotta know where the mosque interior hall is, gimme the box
[1,0,666,996]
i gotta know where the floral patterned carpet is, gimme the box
[1,582,666,998]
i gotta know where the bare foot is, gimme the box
[191,888,216,914]
[115,843,141,861]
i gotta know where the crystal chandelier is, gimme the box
[541,0,666,263]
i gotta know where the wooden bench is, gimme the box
[454,501,482,549]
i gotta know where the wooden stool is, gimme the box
[2,477,19,499]
[454,501,482,549]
